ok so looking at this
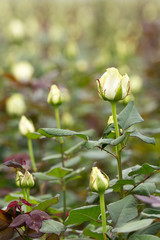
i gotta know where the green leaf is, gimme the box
[107,195,138,227]
[129,163,160,176]
[129,129,155,145]
[112,179,135,192]
[129,222,160,238]
[65,205,101,226]
[128,183,156,196]
[33,194,59,211]
[38,128,88,140]
[33,172,58,181]
[65,141,84,155]
[40,219,65,234]
[113,219,154,233]
[129,235,160,240]
[43,153,62,161]
[118,101,143,130]
[27,132,43,139]
[83,224,105,240]
[84,134,126,149]
[142,208,160,218]
[46,167,73,178]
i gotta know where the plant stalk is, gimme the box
[111,102,124,198]
[27,138,37,172]
[55,106,66,223]
[99,193,107,240]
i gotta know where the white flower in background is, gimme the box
[130,75,143,94]
[61,88,71,103]
[47,84,62,106]
[90,167,109,194]
[12,61,34,83]
[6,93,27,116]
[8,19,25,39]
[97,67,130,102]
[62,112,74,127]
[19,115,35,136]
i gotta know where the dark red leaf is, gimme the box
[0,227,14,240]
[6,201,18,212]
[9,214,27,228]
[4,153,31,170]
[21,199,32,206]
[0,210,12,231]
[26,214,42,232]
[27,229,44,238]
[30,210,51,220]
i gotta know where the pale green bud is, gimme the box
[6,93,26,116]
[47,85,62,106]
[97,67,130,102]
[19,115,35,136]
[21,171,35,188]
[62,112,74,128]
[15,171,24,187]
[130,75,143,94]
[90,167,109,194]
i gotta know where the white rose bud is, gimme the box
[97,67,130,102]
[6,93,26,116]
[47,84,62,106]
[21,170,35,188]
[90,167,109,194]
[19,115,35,136]
[15,171,24,187]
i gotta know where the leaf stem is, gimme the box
[99,193,107,240]
[111,102,124,198]
[27,138,37,172]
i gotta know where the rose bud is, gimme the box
[90,167,109,194]
[19,115,35,136]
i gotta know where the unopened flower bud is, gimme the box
[97,67,130,102]
[15,171,24,187]
[19,115,35,136]
[6,93,27,116]
[21,171,35,188]
[90,167,109,194]
[47,85,62,106]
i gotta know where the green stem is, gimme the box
[27,138,37,172]
[22,188,27,200]
[55,106,64,144]
[111,102,124,198]
[99,193,107,240]
[54,106,66,223]
[26,188,31,212]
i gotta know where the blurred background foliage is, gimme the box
[0,0,160,207]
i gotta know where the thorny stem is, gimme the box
[111,102,124,199]
[27,138,37,172]
[54,106,66,223]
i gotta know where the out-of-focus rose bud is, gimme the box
[123,94,135,105]
[6,93,27,116]
[19,115,35,136]
[61,88,70,103]
[90,167,109,194]
[130,75,143,94]
[62,112,74,128]
[12,61,34,83]
[15,171,24,187]
[8,19,25,39]
[21,171,35,188]
[97,67,130,102]
[47,84,62,106]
